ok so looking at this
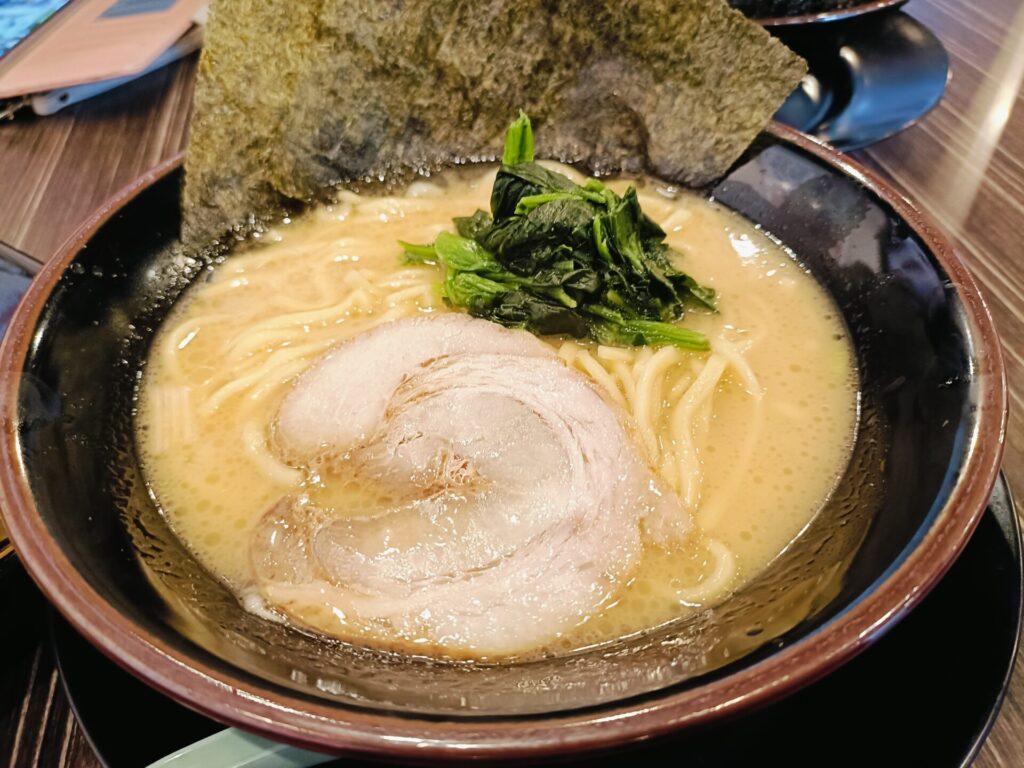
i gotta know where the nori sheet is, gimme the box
[183,0,806,243]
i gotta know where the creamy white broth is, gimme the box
[137,165,857,659]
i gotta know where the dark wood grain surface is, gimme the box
[1,0,1023,764]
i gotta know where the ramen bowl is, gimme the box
[0,123,1006,761]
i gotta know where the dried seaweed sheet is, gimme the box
[183,0,806,242]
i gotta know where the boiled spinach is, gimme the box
[400,112,715,351]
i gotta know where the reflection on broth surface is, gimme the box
[137,165,858,660]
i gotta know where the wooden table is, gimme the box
[1,0,1022,764]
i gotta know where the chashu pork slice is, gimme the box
[254,314,686,657]
[274,312,552,459]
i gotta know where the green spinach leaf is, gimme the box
[400,113,716,351]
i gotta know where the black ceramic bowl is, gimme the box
[746,0,908,26]
[0,124,1006,761]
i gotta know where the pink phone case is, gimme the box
[0,0,206,99]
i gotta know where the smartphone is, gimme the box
[0,0,205,98]
[0,1,74,60]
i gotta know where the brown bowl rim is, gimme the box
[0,122,1007,761]
[756,0,907,26]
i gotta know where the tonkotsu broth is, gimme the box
[137,165,857,659]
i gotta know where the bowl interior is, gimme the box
[12,131,978,717]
